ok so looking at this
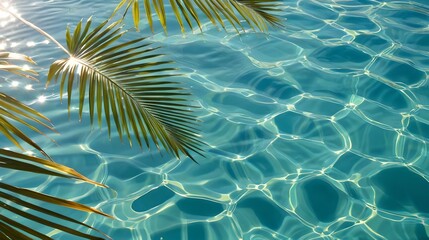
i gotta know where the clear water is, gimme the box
[1,0,429,239]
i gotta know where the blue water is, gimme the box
[1,0,429,239]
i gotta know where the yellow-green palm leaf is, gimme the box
[47,18,204,161]
[0,111,110,239]
[0,97,111,239]
[0,49,110,238]
[0,52,38,81]
[0,149,112,239]
[0,51,52,158]
[0,93,54,158]
[113,0,284,32]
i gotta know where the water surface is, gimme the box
[1,0,429,239]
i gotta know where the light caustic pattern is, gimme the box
[1,0,429,239]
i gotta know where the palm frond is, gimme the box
[0,127,112,239]
[0,149,112,239]
[0,149,106,187]
[0,51,53,158]
[113,0,284,33]
[0,52,38,81]
[47,18,204,161]
[0,48,111,239]
[0,92,54,158]
[0,184,111,239]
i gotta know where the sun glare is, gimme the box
[37,95,47,103]
[22,64,31,71]
[0,2,17,27]
[26,41,36,47]
[10,81,19,87]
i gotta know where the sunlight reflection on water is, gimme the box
[1,0,429,239]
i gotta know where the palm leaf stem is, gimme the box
[0,3,70,56]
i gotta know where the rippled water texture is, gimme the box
[1,0,429,239]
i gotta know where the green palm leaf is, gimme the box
[0,149,107,187]
[0,149,112,239]
[0,51,53,158]
[0,89,111,239]
[113,0,284,32]
[0,49,110,238]
[0,182,111,239]
[0,93,54,158]
[0,52,38,81]
[47,18,204,161]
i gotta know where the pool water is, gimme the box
[1,0,429,239]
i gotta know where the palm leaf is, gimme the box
[0,93,55,158]
[0,183,111,239]
[0,149,107,187]
[0,150,112,239]
[0,52,38,81]
[0,48,110,238]
[0,51,55,158]
[47,18,204,161]
[0,118,111,238]
[113,0,284,33]
[0,134,112,239]
[0,148,112,239]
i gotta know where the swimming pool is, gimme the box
[1,0,429,239]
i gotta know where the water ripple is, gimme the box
[1,0,429,239]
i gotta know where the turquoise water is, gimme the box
[1,0,429,239]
